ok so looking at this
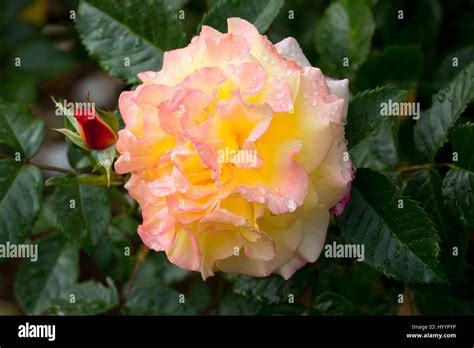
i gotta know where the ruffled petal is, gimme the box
[275,37,311,68]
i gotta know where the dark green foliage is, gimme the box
[0,0,472,316]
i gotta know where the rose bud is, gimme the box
[74,105,118,150]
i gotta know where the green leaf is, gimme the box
[232,267,312,305]
[356,46,423,90]
[337,168,445,283]
[0,102,44,158]
[0,159,43,244]
[315,0,375,78]
[66,141,90,170]
[47,278,119,315]
[442,170,474,229]
[350,117,400,173]
[405,169,467,278]
[15,235,79,315]
[312,292,365,315]
[346,86,407,149]
[414,62,474,160]
[75,0,186,83]
[441,123,474,229]
[92,224,134,283]
[32,195,59,234]
[201,0,284,33]
[123,254,195,315]
[51,175,111,253]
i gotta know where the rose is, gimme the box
[114,18,352,279]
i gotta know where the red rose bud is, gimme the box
[73,105,118,150]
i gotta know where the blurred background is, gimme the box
[0,0,473,315]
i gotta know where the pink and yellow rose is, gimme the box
[115,18,352,279]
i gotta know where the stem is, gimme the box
[29,162,75,174]
[125,245,150,299]
[0,152,75,174]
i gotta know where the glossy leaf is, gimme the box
[15,235,79,315]
[0,103,44,159]
[51,175,111,253]
[414,62,474,160]
[337,168,445,283]
[76,0,186,83]
[47,278,119,315]
[0,159,43,244]
[315,0,374,77]
[346,86,407,149]
[405,169,467,278]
